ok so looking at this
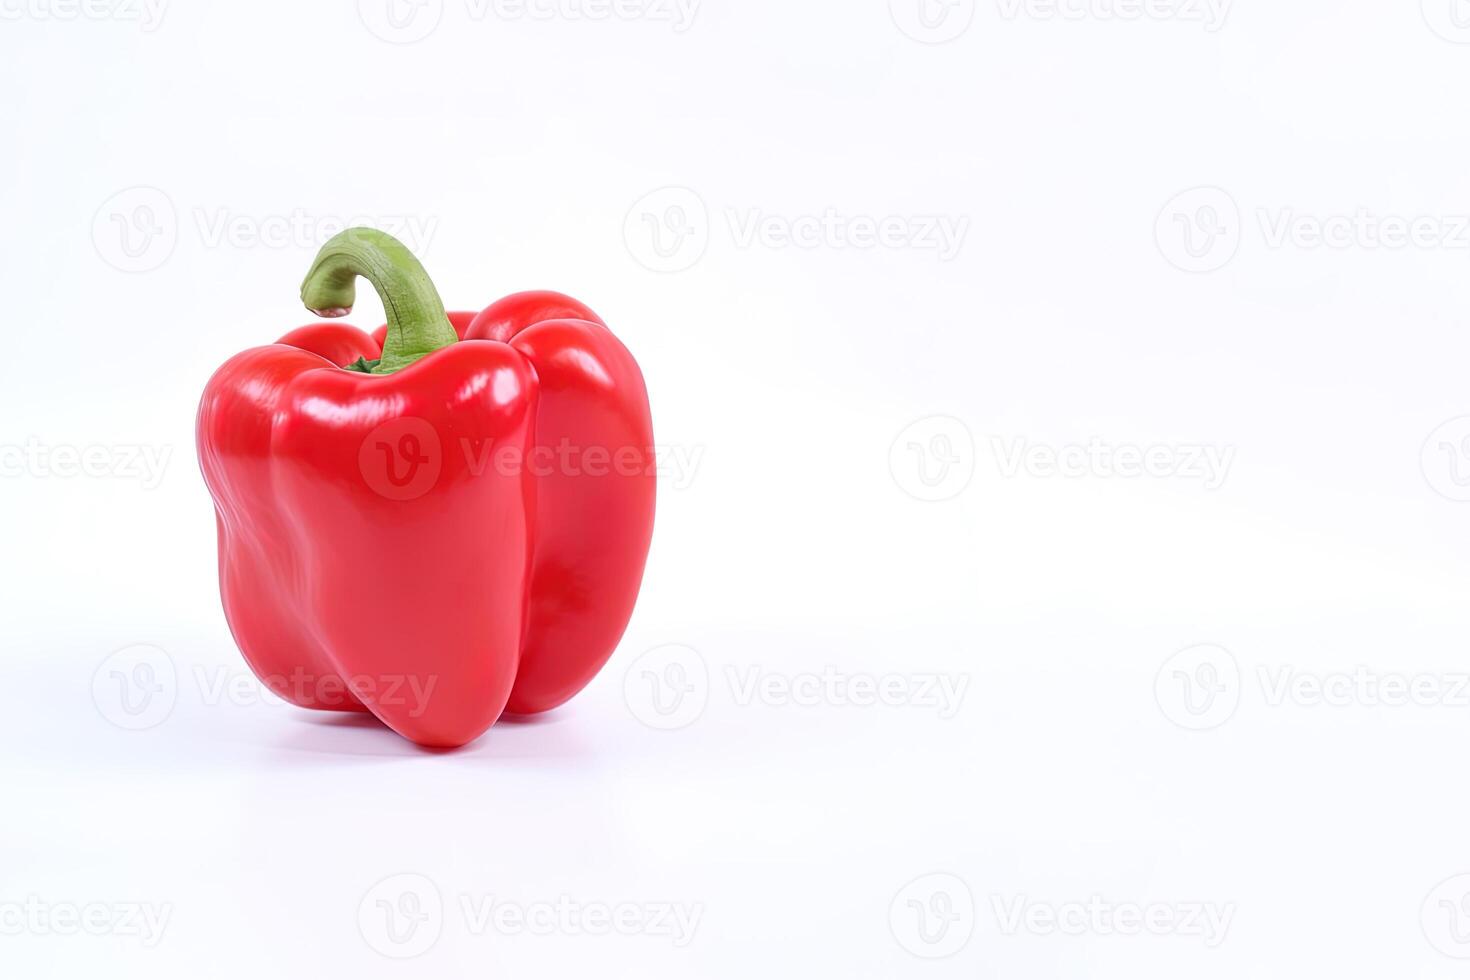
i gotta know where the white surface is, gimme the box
[4,1,1470,976]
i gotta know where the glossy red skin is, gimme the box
[204,293,652,744]
[376,294,652,713]
[275,323,381,367]
[198,339,539,747]
[465,292,655,715]
[464,291,606,342]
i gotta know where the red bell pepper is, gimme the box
[197,229,654,747]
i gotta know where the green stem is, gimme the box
[300,228,457,374]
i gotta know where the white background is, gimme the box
[4,0,1470,975]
